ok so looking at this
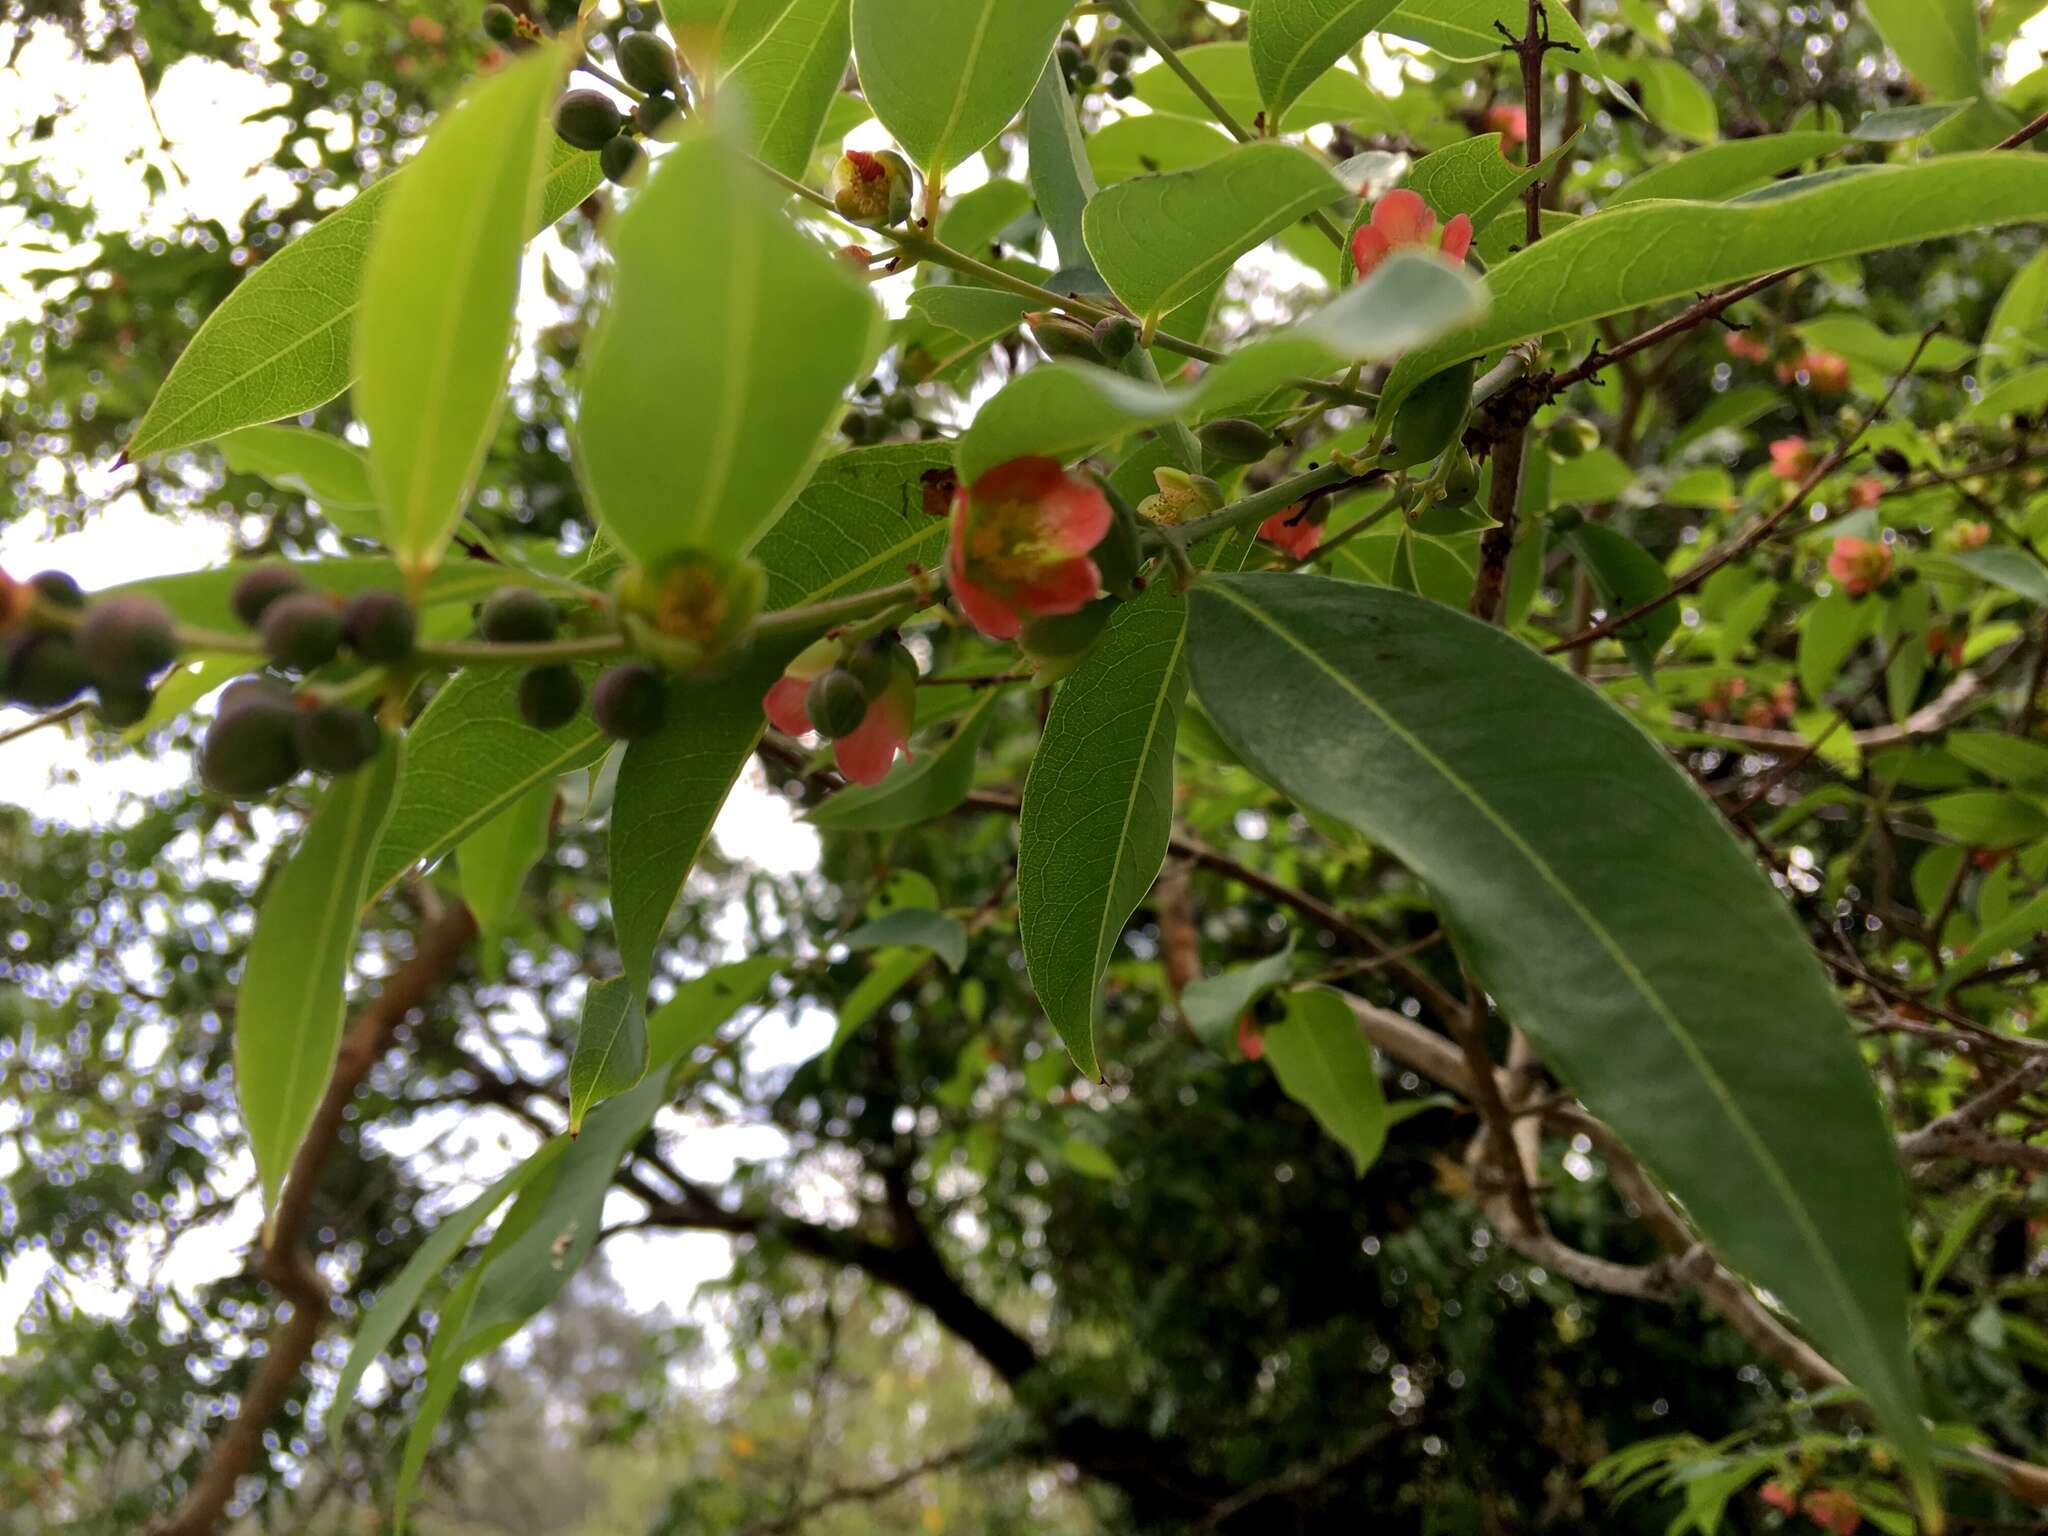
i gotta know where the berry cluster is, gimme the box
[549,30,683,187]
[475,586,666,740]
[1,573,171,727]
[1057,28,1138,101]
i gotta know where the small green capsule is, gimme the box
[1197,417,1277,465]
[592,663,667,740]
[1026,311,1103,365]
[1439,446,1481,506]
[479,586,560,644]
[806,668,870,740]
[845,638,904,701]
[554,88,625,152]
[1092,315,1138,363]
[600,134,646,187]
[1545,413,1600,460]
[616,31,681,96]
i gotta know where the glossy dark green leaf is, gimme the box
[236,737,404,1212]
[1263,987,1389,1175]
[1186,571,1928,1492]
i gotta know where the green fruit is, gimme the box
[600,135,646,188]
[1439,446,1481,506]
[230,566,303,628]
[260,592,345,672]
[482,3,518,41]
[94,683,153,729]
[200,681,300,798]
[341,589,416,664]
[78,595,177,688]
[295,702,381,775]
[1386,360,1475,471]
[591,663,667,740]
[3,630,92,708]
[479,586,560,644]
[634,93,679,137]
[845,638,898,700]
[554,89,625,152]
[806,668,869,740]
[616,31,681,95]
[1091,315,1138,363]
[1197,416,1277,465]
[28,571,83,610]
[1545,413,1600,460]
[518,665,584,730]
[1027,312,1102,364]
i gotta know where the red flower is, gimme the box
[1485,104,1529,149]
[1849,476,1884,510]
[1235,1013,1265,1062]
[948,457,1111,642]
[761,639,916,787]
[1768,437,1815,482]
[1950,519,1990,551]
[1800,1488,1861,1535]
[1258,504,1323,559]
[1826,536,1892,596]
[1778,350,1851,393]
[1760,1481,1799,1515]
[1351,190,1474,282]
[1725,330,1770,364]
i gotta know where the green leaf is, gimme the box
[1638,57,1718,143]
[219,425,376,518]
[1131,41,1393,133]
[1934,890,2048,998]
[393,1260,482,1535]
[1607,133,1848,206]
[368,664,609,907]
[906,287,1033,354]
[806,688,1002,831]
[660,0,779,64]
[718,0,851,177]
[1864,0,1982,100]
[1798,588,1877,702]
[1019,540,1245,1077]
[1924,791,2048,846]
[1085,113,1234,188]
[1249,0,1403,125]
[1934,547,2048,608]
[1058,1136,1120,1180]
[936,177,1032,254]
[849,0,1071,179]
[567,975,646,1134]
[645,955,781,1063]
[1794,315,1975,375]
[959,250,1487,481]
[1981,249,2048,380]
[1966,360,2048,423]
[1263,987,1389,1175]
[1381,156,2048,420]
[1025,61,1097,270]
[1945,731,2048,789]
[236,737,404,1212]
[456,780,556,939]
[1181,943,1295,1054]
[575,124,883,568]
[1559,523,1677,682]
[1083,141,1345,320]
[127,140,602,461]
[1403,129,1580,240]
[845,907,969,972]
[355,47,566,579]
[327,1140,568,1436]
[1186,571,1929,1494]
[826,946,930,1064]
[1383,0,1613,93]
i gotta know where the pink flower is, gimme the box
[1826,536,1892,596]
[1724,330,1770,364]
[761,639,916,787]
[1800,1489,1861,1535]
[1350,190,1474,282]
[1760,1481,1799,1515]
[1257,504,1323,559]
[1485,104,1529,149]
[1778,350,1851,393]
[1849,476,1884,510]
[948,457,1111,642]
[1768,437,1815,482]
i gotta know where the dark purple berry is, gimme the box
[591,663,666,739]
[78,595,177,688]
[230,566,304,628]
[3,630,92,708]
[342,589,417,664]
[260,592,345,672]
[518,665,584,730]
[479,586,560,644]
[294,702,381,775]
[200,680,300,798]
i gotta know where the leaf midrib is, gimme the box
[1204,578,1891,1385]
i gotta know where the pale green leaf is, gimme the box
[1383,0,1619,97]
[826,947,929,1063]
[1932,891,2048,998]
[1924,791,2048,846]
[1400,128,1579,239]
[1084,113,1233,188]
[575,123,883,567]
[1381,156,2048,420]
[718,0,851,177]
[1186,571,1929,1495]
[845,907,969,972]
[1864,0,1983,100]
[936,177,1032,254]
[1638,57,1718,143]
[1083,141,1344,319]
[1024,60,1097,270]
[1559,523,1676,682]
[1798,588,1878,702]
[1794,315,1975,375]
[127,139,601,461]
[1945,731,2048,789]
[1966,361,2048,423]
[1981,249,2048,379]
[1130,41,1394,133]
[219,425,376,517]
[1263,987,1389,1175]
[645,955,781,1063]
[1936,547,2048,608]
[392,1261,481,1535]
[456,780,556,938]
[849,0,1071,178]
[567,975,646,1134]
[356,47,566,578]
[236,737,404,1212]
[806,688,1002,831]
[1249,0,1402,125]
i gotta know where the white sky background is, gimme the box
[3,0,2047,1380]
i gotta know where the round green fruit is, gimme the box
[295,702,381,775]
[479,586,560,644]
[1022,598,1117,668]
[591,663,667,740]
[616,31,681,95]
[230,566,303,628]
[518,665,584,731]
[200,680,300,798]
[1028,312,1102,364]
[342,589,416,665]
[806,668,869,741]
[1091,315,1138,363]
[261,593,345,672]
[3,630,92,708]
[1545,414,1600,460]
[78,595,177,688]
[554,89,625,152]
[1197,416,1277,465]
[482,4,518,42]
[600,135,646,188]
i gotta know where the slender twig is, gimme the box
[0,699,88,746]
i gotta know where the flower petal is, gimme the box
[953,566,1023,640]
[967,455,1064,507]
[1011,555,1102,617]
[763,675,813,736]
[1440,213,1473,265]
[1350,225,1391,281]
[1370,188,1436,247]
[1040,475,1114,555]
[833,704,907,786]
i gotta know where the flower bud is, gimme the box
[1137,467,1223,525]
[1026,311,1103,364]
[806,667,870,740]
[1545,413,1600,460]
[554,88,625,152]
[1092,314,1138,362]
[1196,416,1277,465]
[518,664,585,730]
[616,31,681,96]
[832,149,915,228]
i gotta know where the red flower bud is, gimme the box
[1800,1488,1861,1535]
[1351,190,1473,282]
[1484,104,1528,149]
[1826,536,1891,597]
[1724,330,1770,365]
[1768,437,1815,482]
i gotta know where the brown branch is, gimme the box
[148,901,479,1536]
[1547,327,1934,657]
[735,1443,993,1536]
